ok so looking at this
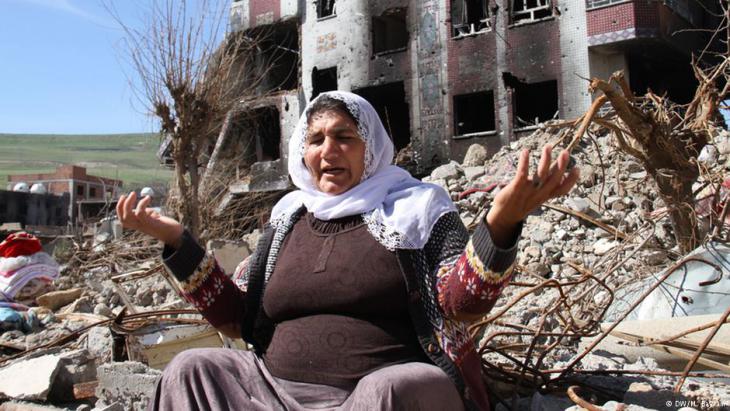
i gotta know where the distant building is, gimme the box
[0,190,69,227]
[7,165,123,223]
[222,0,719,178]
[159,0,720,194]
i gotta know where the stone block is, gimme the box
[0,354,64,401]
[48,349,97,402]
[95,362,161,411]
[462,144,488,167]
[36,289,84,311]
[430,162,462,181]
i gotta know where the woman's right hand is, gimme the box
[116,191,184,248]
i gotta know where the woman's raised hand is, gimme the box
[485,145,580,246]
[116,191,184,248]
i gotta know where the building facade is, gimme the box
[0,190,69,227]
[227,0,718,178]
[7,165,123,223]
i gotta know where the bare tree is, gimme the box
[110,0,264,237]
[556,3,729,253]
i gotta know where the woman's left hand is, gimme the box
[485,145,580,247]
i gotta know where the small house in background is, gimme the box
[5,165,123,225]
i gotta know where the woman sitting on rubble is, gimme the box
[117,91,579,410]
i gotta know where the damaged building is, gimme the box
[211,0,719,189]
[5,165,123,224]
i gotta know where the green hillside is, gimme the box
[0,133,173,189]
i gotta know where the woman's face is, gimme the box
[304,109,366,195]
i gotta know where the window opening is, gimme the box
[76,185,84,196]
[452,0,490,37]
[585,0,628,9]
[311,67,338,100]
[372,8,408,54]
[353,82,411,151]
[510,78,558,128]
[317,0,336,18]
[453,91,496,136]
[512,0,552,23]
[90,187,97,198]
[252,107,281,162]
[247,22,299,93]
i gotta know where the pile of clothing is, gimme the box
[0,232,59,306]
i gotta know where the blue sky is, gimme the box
[0,0,219,135]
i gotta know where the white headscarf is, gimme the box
[270,91,456,250]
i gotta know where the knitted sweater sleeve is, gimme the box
[428,211,522,320]
[161,230,248,334]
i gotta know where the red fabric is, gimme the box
[0,232,42,258]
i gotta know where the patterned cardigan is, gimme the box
[162,208,520,411]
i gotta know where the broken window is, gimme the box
[311,66,338,100]
[372,8,408,55]
[353,82,411,151]
[512,0,552,23]
[252,107,281,162]
[317,0,336,18]
[452,0,490,37]
[243,22,299,94]
[76,185,84,196]
[90,187,97,198]
[453,91,496,136]
[251,22,299,93]
[585,0,627,10]
[512,79,558,128]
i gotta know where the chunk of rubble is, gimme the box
[462,143,488,167]
[95,361,161,411]
[36,288,83,311]
[0,349,95,402]
[86,326,114,364]
[430,161,462,181]
[0,401,68,411]
[0,354,64,401]
[47,349,97,402]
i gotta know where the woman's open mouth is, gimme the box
[322,167,346,176]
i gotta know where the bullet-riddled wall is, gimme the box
[230,0,718,177]
[300,1,370,98]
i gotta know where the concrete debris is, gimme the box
[36,288,84,311]
[2,125,730,410]
[462,143,489,167]
[94,361,161,411]
[0,401,69,411]
[0,354,64,401]
[58,296,93,315]
[429,161,463,181]
[93,303,113,318]
[86,326,114,364]
[47,349,97,403]
[0,349,96,403]
[425,126,730,409]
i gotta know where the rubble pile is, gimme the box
[0,125,727,410]
[0,221,265,410]
[0,230,191,410]
[424,125,730,409]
